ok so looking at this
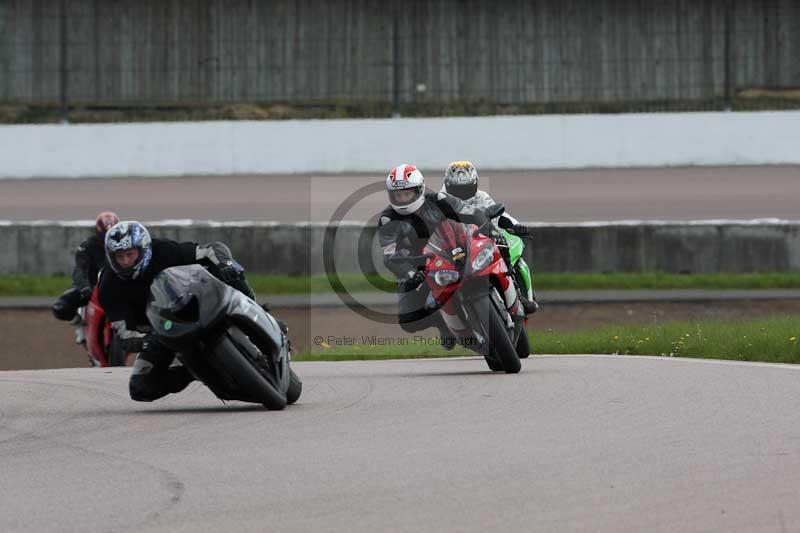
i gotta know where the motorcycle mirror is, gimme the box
[485,203,505,219]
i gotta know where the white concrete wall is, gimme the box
[2,111,799,178]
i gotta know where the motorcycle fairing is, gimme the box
[147,265,231,343]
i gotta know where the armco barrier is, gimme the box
[3,220,800,276]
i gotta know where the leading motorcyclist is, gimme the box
[97,220,271,402]
[52,211,121,343]
[442,161,539,314]
[377,163,500,347]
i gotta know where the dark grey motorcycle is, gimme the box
[146,264,301,410]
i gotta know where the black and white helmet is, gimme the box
[443,160,479,200]
[104,221,153,280]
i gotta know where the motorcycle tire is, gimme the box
[287,368,302,405]
[214,327,287,410]
[516,326,531,359]
[472,294,521,374]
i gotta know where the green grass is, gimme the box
[532,272,800,290]
[0,275,78,297]
[531,316,800,364]
[7,272,800,298]
[295,316,800,364]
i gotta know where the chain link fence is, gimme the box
[1,0,799,122]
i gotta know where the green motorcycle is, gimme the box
[500,228,535,359]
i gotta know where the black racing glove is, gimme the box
[399,270,426,292]
[216,261,242,283]
[507,224,531,237]
[123,333,158,354]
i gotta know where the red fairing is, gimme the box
[484,259,509,286]
[84,286,113,367]
[425,255,458,304]
[423,219,511,306]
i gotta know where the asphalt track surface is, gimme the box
[2,165,799,222]
[4,165,800,532]
[2,355,800,533]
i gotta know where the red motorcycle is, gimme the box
[82,286,129,367]
[417,204,528,373]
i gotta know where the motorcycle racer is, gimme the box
[52,211,121,343]
[442,161,538,314]
[377,164,496,346]
[98,220,268,402]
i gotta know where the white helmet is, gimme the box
[386,164,425,215]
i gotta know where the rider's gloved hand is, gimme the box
[78,286,92,305]
[216,261,241,283]
[124,333,158,354]
[400,270,426,291]
[477,224,500,239]
[508,224,531,237]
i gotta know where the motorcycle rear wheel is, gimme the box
[516,326,531,359]
[287,368,302,405]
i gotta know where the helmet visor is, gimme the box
[388,186,423,207]
[446,183,478,201]
[109,247,142,277]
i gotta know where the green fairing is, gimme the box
[504,230,524,264]
[502,229,533,299]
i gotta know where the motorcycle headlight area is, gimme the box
[433,269,460,286]
[471,245,495,271]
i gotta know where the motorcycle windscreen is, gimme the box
[426,219,473,262]
[147,265,228,333]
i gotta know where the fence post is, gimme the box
[59,0,68,122]
[392,1,400,117]
[723,0,733,110]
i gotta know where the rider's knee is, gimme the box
[129,375,159,402]
[398,311,433,333]
[129,357,161,402]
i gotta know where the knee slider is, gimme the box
[129,375,158,402]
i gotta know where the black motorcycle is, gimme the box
[146,265,301,410]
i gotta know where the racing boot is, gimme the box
[261,302,289,335]
[262,302,291,353]
[520,296,539,315]
[70,315,86,345]
[437,324,457,351]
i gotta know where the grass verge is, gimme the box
[3,95,799,124]
[295,316,800,364]
[6,272,800,297]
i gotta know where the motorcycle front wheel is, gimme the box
[213,327,288,410]
[471,294,521,374]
